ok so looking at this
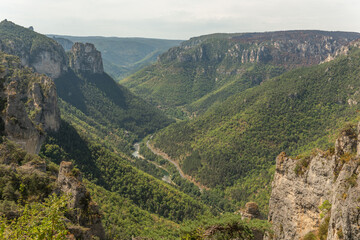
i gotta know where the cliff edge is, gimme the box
[0,52,60,154]
[268,123,360,240]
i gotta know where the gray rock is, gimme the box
[57,161,106,240]
[1,56,60,154]
[268,125,360,240]
[69,42,104,74]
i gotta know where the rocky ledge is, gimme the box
[268,123,360,240]
[57,161,105,240]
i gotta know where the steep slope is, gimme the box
[0,20,68,78]
[0,20,173,140]
[49,35,182,80]
[151,42,360,212]
[268,123,360,240]
[122,30,360,118]
[0,139,105,239]
[0,52,60,153]
[54,42,173,138]
[0,21,206,238]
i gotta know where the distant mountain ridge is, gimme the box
[122,30,360,118]
[48,34,183,80]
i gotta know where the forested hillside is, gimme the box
[152,43,360,212]
[0,20,208,239]
[122,31,360,118]
[55,70,173,138]
[3,19,360,239]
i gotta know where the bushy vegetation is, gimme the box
[86,181,180,239]
[180,213,271,240]
[139,138,236,215]
[317,200,332,240]
[0,193,69,240]
[122,47,285,119]
[0,139,56,204]
[41,120,209,223]
[152,47,360,213]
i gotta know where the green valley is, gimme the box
[150,42,360,213]
[2,18,360,240]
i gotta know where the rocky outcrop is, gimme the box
[268,124,360,240]
[160,30,360,69]
[0,53,60,154]
[0,20,68,78]
[69,43,103,74]
[237,202,262,220]
[57,161,105,240]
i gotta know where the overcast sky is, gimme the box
[1,0,360,40]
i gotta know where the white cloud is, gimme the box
[0,0,359,39]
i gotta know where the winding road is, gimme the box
[146,141,208,191]
[132,142,174,185]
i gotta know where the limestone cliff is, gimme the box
[69,42,104,74]
[268,124,360,240]
[0,20,68,78]
[57,161,105,240]
[160,31,360,69]
[0,52,60,154]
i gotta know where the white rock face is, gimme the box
[268,125,360,240]
[31,51,67,79]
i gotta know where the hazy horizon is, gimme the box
[1,0,360,40]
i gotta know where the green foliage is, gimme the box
[123,51,285,119]
[303,231,317,240]
[317,200,331,240]
[294,157,311,176]
[41,120,209,223]
[55,70,174,138]
[152,47,360,213]
[0,193,69,240]
[85,181,180,239]
[138,139,235,214]
[319,200,331,219]
[317,215,330,240]
[180,213,271,240]
[0,140,54,203]
[337,228,344,239]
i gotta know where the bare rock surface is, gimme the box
[0,53,60,154]
[268,125,360,240]
[57,161,105,240]
[69,42,104,74]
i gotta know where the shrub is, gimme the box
[294,157,311,176]
[303,231,317,240]
[337,228,344,239]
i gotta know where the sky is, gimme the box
[1,0,360,40]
